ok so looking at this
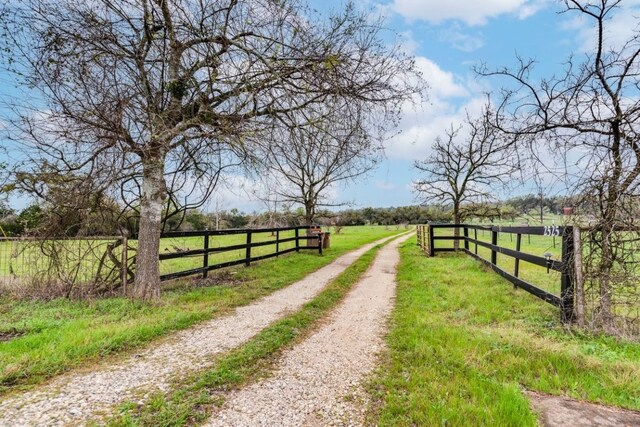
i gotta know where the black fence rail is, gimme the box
[130,225,326,282]
[416,224,575,323]
[148,225,325,281]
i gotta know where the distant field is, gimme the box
[157,228,301,276]
[428,220,639,324]
[0,238,119,284]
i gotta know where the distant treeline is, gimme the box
[0,194,576,237]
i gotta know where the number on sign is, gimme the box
[543,226,560,237]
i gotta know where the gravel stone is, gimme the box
[204,233,413,427]
[0,235,400,427]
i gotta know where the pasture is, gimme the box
[428,222,640,327]
[0,228,309,289]
[430,225,563,296]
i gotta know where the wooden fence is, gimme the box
[144,225,325,282]
[417,223,575,323]
[0,226,327,296]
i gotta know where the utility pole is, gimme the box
[539,191,544,224]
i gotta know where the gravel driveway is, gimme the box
[204,232,413,427]
[0,234,403,427]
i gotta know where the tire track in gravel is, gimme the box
[204,232,414,427]
[0,234,406,427]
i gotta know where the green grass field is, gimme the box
[430,225,563,296]
[370,241,640,426]
[0,225,405,394]
[0,238,120,284]
[428,221,640,323]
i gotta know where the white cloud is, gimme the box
[392,0,547,25]
[415,57,468,98]
[383,55,487,161]
[517,0,549,19]
[398,30,420,54]
[212,171,343,214]
[385,95,486,161]
[203,175,264,213]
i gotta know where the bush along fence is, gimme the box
[0,226,327,299]
[417,223,576,323]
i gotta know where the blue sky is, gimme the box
[334,0,587,211]
[2,0,636,213]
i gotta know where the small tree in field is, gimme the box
[0,0,421,300]
[262,104,385,225]
[414,108,517,248]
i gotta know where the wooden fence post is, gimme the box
[491,228,498,265]
[514,233,522,285]
[463,225,469,251]
[295,228,300,252]
[573,226,585,326]
[203,231,209,279]
[276,229,280,256]
[121,234,128,295]
[474,228,478,254]
[429,224,435,257]
[561,227,575,323]
[245,230,252,267]
[424,226,428,252]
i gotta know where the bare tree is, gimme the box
[414,108,517,248]
[0,0,421,299]
[261,104,385,225]
[477,0,640,330]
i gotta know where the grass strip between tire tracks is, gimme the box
[105,239,390,426]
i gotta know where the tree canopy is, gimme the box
[0,0,422,299]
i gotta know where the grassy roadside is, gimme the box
[105,238,390,426]
[0,226,404,394]
[370,240,640,426]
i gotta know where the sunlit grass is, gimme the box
[431,225,564,296]
[370,241,640,426]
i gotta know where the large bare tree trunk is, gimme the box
[453,207,461,251]
[133,155,166,300]
[304,200,315,226]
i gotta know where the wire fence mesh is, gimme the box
[580,228,640,336]
[0,236,125,299]
[0,226,322,300]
